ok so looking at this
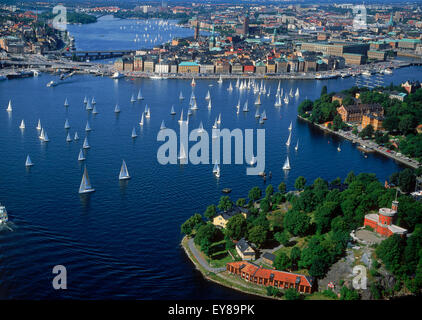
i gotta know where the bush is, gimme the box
[284,288,301,300]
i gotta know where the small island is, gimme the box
[181,172,422,300]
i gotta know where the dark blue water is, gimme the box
[0,66,420,299]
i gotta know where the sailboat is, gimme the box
[74,132,79,141]
[66,133,72,142]
[64,119,70,129]
[131,94,136,103]
[227,82,233,92]
[213,162,219,173]
[214,164,220,178]
[187,109,192,117]
[179,91,184,100]
[137,89,144,100]
[92,105,99,114]
[235,78,240,88]
[91,97,96,105]
[243,101,249,112]
[78,149,86,161]
[191,100,199,110]
[254,94,261,105]
[6,100,12,112]
[295,140,299,151]
[131,127,137,138]
[191,78,196,87]
[114,104,120,113]
[205,90,211,101]
[337,144,341,152]
[39,128,45,140]
[288,121,292,131]
[284,95,289,104]
[249,156,256,166]
[255,110,260,119]
[25,155,33,167]
[217,113,222,125]
[286,131,291,146]
[170,105,176,115]
[261,110,267,120]
[217,75,223,84]
[236,104,240,115]
[79,166,95,194]
[19,120,25,129]
[64,98,69,107]
[289,88,293,97]
[274,95,282,107]
[36,119,42,130]
[282,156,291,170]
[198,121,205,133]
[83,137,90,149]
[145,107,151,118]
[295,88,300,97]
[139,113,144,126]
[83,96,88,104]
[119,160,131,180]
[178,110,184,124]
[43,131,50,142]
[178,143,187,160]
[86,101,92,111]
[85,121,92,132]
[160,120,166,130]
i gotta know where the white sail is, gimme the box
[178,143,187,160]
[91,97,96,105]
[170,105,176,115]
[337,144,341,152]
[64,98,69,107]
[139,113,144,126]
[114,104,120,113]
[74,131,79,140]
[215,164,220,178]
[243,101,249,112]
[255,94,261,105]
[64,119,70,129]
[131,94,136,102]
[178,110,184,124]
[6,100,12,112]
[179,91,184,100]
[137,89,143,100]
[228,82,233,91]
[36,119,42,130]
[25,155,33,167]
[262,110,267,120]
[85,121,92,131]
[191,78,196,86]
[160,120,166,130]
[78,149,85,161]
[66,133,72,142]
[119,160,131,180]
[286,131,291,146]
[43,131,49,142]
[288,121,292,131]
[217,75,223,84]
[92,106,98,114]
[39,128,45,140]
[83,96,88,104]
[283,156,291,170]
[249,156,256,166]
[145,107,151,118]
[213,162,219,173]
[83,137,90,149]
[19,120,25,129]
[205,90,211,100]
[289,88,293,97]
[79,166,95,194]
[132,127,137,138]
[295,140,299,151]
[255,110,260,118]
[295,88,300,97]
[86,101,92,110]
[212,118,218,129]
[217,113,221,125]
[208,100,212,110]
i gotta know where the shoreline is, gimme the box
[180,236,280,300]
[297,115,420,169]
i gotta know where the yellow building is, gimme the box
[362,113,384,131]
[212,208,248,229]
[178,61,200,73]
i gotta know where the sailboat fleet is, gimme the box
[8,76,306,193]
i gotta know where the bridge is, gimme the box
[47,49,137,61]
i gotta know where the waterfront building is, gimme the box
[155,62,170,73]
[134,56,144,71]
[231,62,243,74]
[361,113,384,131]
[114,58,124,71]
[235,238,255,261]
[363,201,408,237]
[200,63,214,74]
[275,58,289,73]
[337,104,383,123]
[261,253,275,266]
[367,50,387,61]
[266,60,276,73]
[123,57,134,71]
[255,61,267,74]
[226,261,315,294]
[343,53,366,65]
[178,61,200,73]
[143,59,156,73]
[214,60,231,74]
[401,80,422,94]
[212,207,248,229]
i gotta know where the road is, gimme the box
[187,238,226,273]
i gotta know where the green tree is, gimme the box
[284,288,301,300]
[218,196,233,212]
[376,234,405,274]
[204,205,217,220]
[344,171,356,185]
[340,286,360,300]
[274,231,290,246]
[247,225,267,248]
[294,176,307,191]
[278,182,287,194]
[260,198,271,213]
[265,184,274,198]
[359,124,374,139]
[321,85,328,96]
[194,223,221,255]
[236,198,246,207]
[226,214,247,240]
[398,168,416,193]
[248,186,262,202]
[274,252,291,270]
[181,213,204,236]
[284,210,311,236]
[290,247,301,270]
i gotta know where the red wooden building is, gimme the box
[226,261,315,294]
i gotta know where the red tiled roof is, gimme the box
[227,261,313,287]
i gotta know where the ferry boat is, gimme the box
[0,203,8,225]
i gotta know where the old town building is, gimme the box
[363,201,408,237]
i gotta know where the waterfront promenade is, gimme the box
[298,115,420,169]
